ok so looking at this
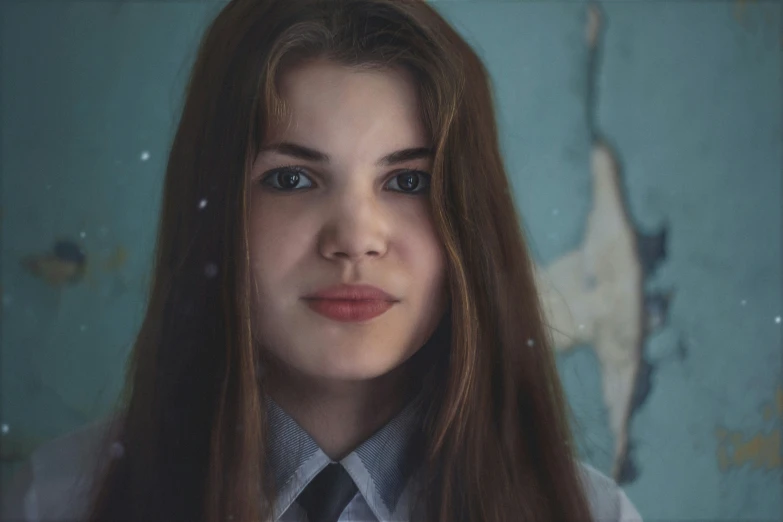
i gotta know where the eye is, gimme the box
[260,166,315,191]
[385,170,430,194]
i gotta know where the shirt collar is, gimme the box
[265,394,424,521]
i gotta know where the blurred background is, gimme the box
[1,0,780,520]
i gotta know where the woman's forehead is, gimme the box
[262,62,428,162]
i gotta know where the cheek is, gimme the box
[248,198,313,301]
[396,208,447,296]
[250,194,315,258]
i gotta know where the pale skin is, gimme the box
[248,59,448,460]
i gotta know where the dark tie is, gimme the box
[296,463,359,522]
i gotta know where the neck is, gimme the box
[264,358,412,460]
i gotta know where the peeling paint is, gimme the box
[21,240,86,287]
[535,2,673,485]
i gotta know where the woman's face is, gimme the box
[249,59,448,384]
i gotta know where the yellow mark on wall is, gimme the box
[716,427,780,471]
[103,245,128,271]
[733,0,757,27]
[715,386,783,472]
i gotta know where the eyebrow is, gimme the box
[259,142,433,167]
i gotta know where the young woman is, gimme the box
[2,1,643,521]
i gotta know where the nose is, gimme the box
[318,192,390,262]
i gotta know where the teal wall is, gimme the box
[2,1,780,520]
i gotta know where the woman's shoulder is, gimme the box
[1,416,120,521]
[576,462,643,522]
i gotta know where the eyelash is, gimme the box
[260,165,431,195]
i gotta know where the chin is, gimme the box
[315,359,400,382]
[305,348,412,382]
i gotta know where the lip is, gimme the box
[303,284,398,302]
[303,284,398,322]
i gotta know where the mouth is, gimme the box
[303,298,395,322]
[302,284,398,322]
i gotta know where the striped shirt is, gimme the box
[266,395,425,521]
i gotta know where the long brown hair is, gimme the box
[85,1,595,521]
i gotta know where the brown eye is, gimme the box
[386,170,430,194]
